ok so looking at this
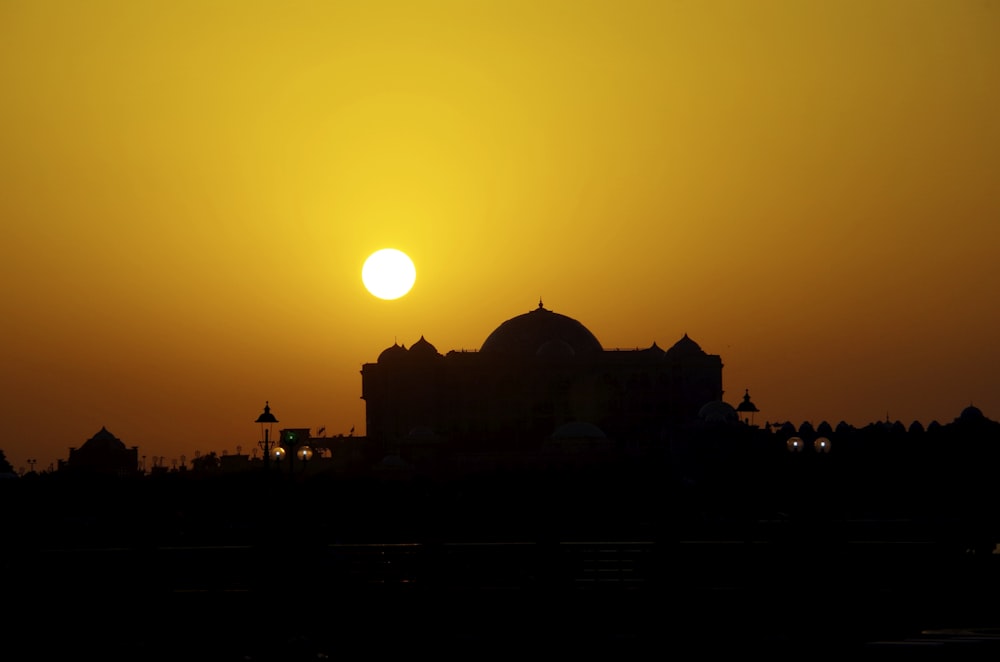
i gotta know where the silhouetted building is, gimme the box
[361,301,724,454]
[220,450,251,473]
[60,426,139,477]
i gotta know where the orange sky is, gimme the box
[2,0,998,472]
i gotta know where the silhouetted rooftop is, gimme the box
[664,333,707,359]
[81,426,126,452]
[480,301,603,357]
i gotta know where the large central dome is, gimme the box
[480,301,603,357]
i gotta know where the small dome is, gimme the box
[698,401,737,423]
[664,334,706,359]
[960,404,984,421]
[409,335,440,358]
[640,341,665,357]
[480,301,602,357]
[377,342,408,363]
[81,426,126,452]
[835,421,854,435]
[779,421,798,436]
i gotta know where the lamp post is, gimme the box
[256,402,279,473]
[270,430,313,478]
[297,444,313,475]
[277,430,305,477]
[736,388,759,426]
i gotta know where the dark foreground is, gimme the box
[5,532,1000,661]
[5,470,1000,659]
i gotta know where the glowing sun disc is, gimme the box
[362,249,416,300]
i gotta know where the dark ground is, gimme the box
[5,467,1000,660]
[5,534,1000,661]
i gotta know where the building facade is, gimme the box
[61,426,140,477]
[361,302,724,452]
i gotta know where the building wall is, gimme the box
[361,343,723,450]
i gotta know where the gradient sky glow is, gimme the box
[2,1,998,472]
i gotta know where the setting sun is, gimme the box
[1,0,999,480]
[362,249,416,300]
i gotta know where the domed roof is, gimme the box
[959,404,985,421]
[640,341,665,357]
[377,342,408,363]
[664,334,706,359]
[409,335,440,357]
[835,421,854,434]
[480,301,602,357]
[697,401,737,423]
[82,426,126,452]
[779,421,798,436]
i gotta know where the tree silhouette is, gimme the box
[190,451,221,472]
[0,449,14,475]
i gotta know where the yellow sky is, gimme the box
[2,0,998,471]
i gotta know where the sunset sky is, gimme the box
[2,0,998,472]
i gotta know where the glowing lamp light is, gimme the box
[814,437,831,453]
[787,437,803,453]
[271,446,286,462]
[297,446,313,462]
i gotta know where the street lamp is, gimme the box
[274,430,304,477]
[736,388,759,426]
[270,431,314,477]
[297,444,313,474]
[256,402,279,473]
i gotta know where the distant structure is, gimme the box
[60,426,139,477]
[361,301,725,453]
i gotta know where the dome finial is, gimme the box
[538,297,544,310]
